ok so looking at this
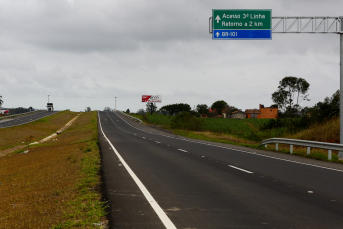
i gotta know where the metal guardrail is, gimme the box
[116,110,143,123]
[261,138,343,160]
[0,110,42,120]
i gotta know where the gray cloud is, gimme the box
[0,0,342,112]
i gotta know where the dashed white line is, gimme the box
[228,165,253,174]
[178,149,188,153]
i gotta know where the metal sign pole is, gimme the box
[339,18,343,158]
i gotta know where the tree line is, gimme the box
[119,75,339,136]
[136,100,239,117]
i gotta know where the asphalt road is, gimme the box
[98,111,343,229]
[0,111,59,128]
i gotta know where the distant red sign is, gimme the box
[142,95,162,103]
[0,110,9,115]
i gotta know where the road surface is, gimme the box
[98,111,343,229]
[0,111,59,128]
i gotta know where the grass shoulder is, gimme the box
[0,111,107,228]
[0,110,77,151]
[171,128,342,163]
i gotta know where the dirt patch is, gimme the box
[0,145,26,157]
[146,124,174,134]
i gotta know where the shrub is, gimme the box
[170,112,204,131]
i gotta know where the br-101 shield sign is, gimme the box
[142,95,162,103]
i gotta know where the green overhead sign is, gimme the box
[212,9,272,39]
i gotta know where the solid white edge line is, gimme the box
[229,165,254,174]
[98,111,177,229]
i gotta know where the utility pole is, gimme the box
[115,96,117,111]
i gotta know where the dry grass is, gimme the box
[191,131,258,145]
[0,111,106,228]
[0,111,77,150]
[288,117,340,143]
[173,119,341,162]
[263,143,340,161]
[173,129,259,149]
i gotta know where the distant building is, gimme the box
[245,109,261,119]
[259,104,278,119]
[207,109,224,118]
[231,110,245,119]
[47,103,54,111]
[245,104,278,119]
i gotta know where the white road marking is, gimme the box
[155,141,161,144]
[228,165,253,174]
[178,149,188,152]
[99,112,176,229]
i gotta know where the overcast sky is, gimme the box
[0,0,342,112]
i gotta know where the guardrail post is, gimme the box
[261,138,343,159]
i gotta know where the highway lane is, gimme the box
[99,111,343,228]
[0,111,59,128]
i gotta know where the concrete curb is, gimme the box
[31,113,81,145]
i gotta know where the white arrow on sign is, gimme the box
[216,32,220,37]
[215,15,221,23]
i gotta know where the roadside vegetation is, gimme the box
[128,83,341,163]
[0,111,107,228]
[130,112,341,162]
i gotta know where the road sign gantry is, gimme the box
[211,9,272,40]
[210,11,343,157]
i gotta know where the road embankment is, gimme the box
[0,111,107,228]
